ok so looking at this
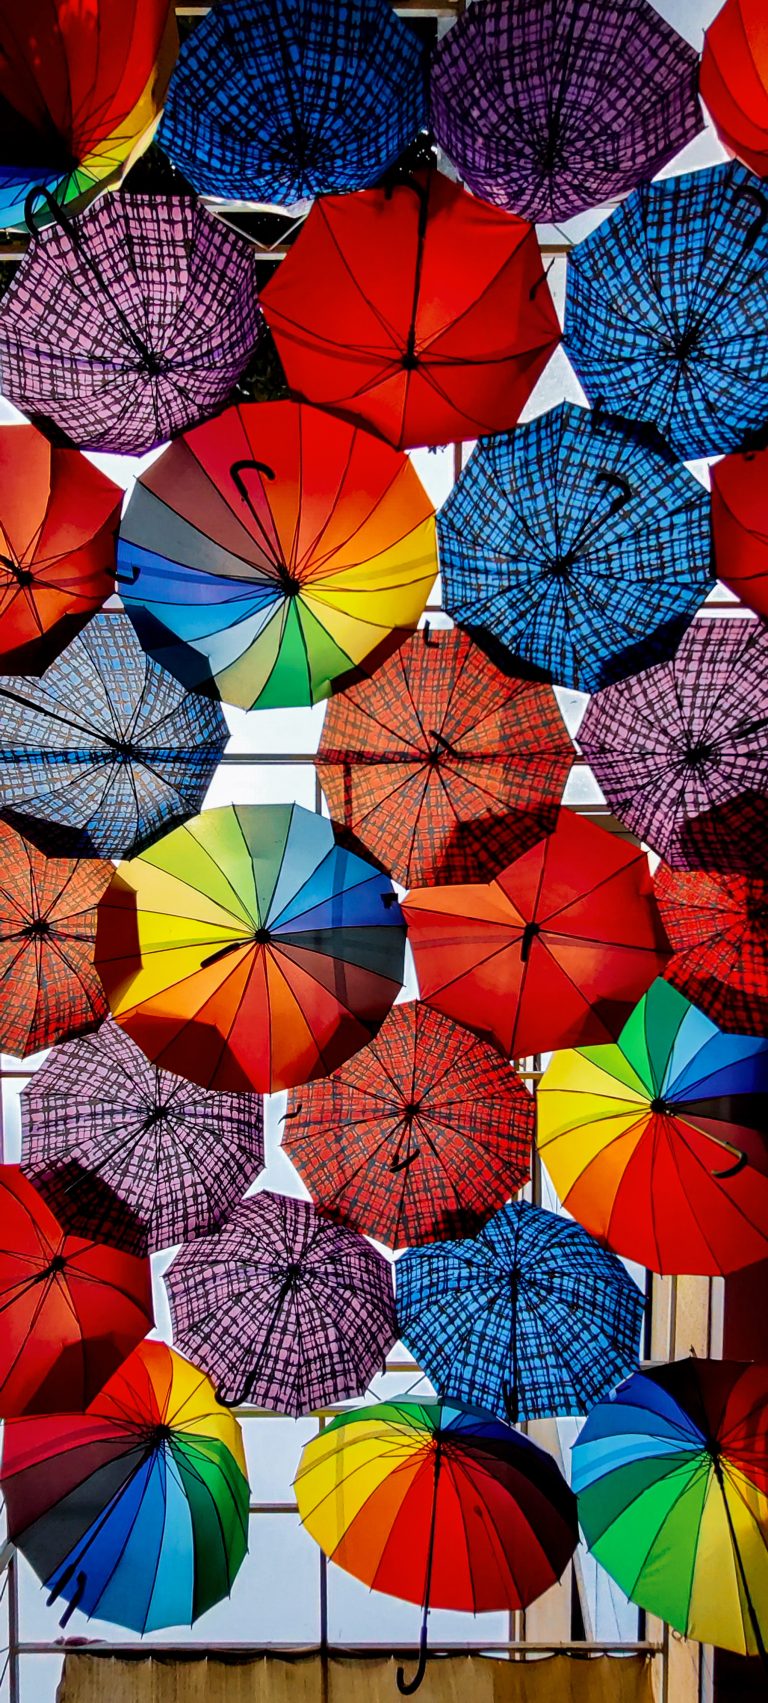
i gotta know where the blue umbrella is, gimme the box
[439,403,712,694]
[396,1198,645,1422]
[158,0,426,206]
[564,162,768,461]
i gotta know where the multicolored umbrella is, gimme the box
[538,979,768,1277]
[317,626,573,888]
[564,163,768,461]
[165,1191,397,1414]
[261,169,561,451]
[96,804,406,1094]
[396,1199,644,1424]
[578,619,768,870]
[158,0,425,205]
[572,1359,768,1659]
[429,0,701,223]
[283,1002,533,1249]
[0,195,263,456]
[655,863,768,1038]
[295,1399,578,1693]
[439,404,712,694]
[0,1165,152,1417]
[20,1019,265,1257]
[0,820,111,1058]
[711,447,768,620]
[403,810,670,1059]
[117,401,437,711]
[0,612,228,861]
[701,0,768,179]
[0,426,120,674]
[0,1339,249,1632]
[0,0,177,230]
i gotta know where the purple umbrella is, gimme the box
[20,1019,265,1256]
[0,194,263,455]
[429,0,702,223]
[164,1191,397,1414]
[578,620,768,869]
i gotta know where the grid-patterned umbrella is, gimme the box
[0,612,228,860]
[396,1199,644,1424]
[20,1019,264,1256]
[655,864,768,1038]
[164,1191,397,1414]
[0,820,111,1058]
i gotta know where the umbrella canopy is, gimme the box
[0,1165,152,1417]
[283,1002,533,1249]
[158,0,425,205]
[655,863,768,1038]
[578,619,768,870]
[711,446,768,620]
[317,626,573,888]
[0,195,263,457]
[403,810,670,1059]
[20,1019,265,1257]
[429,0,701,224]
[396,1199,644,1424]
[0,612,228,861]
[0,1339,249,1632]
[572,1358,768,1659]
[0,426,120,674]
[117,401,437,711]
[165,1191,397,1415]
[701,0,768,179]
[0,1,177,230]
[538,978,768,1278]
[96,803,406,1094]
[0,820,111,1058]
[295,1399,578,1691]
[564,162,768,461]
[261,169,561,451]
[439,404,712,694]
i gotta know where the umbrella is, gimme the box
[96,803,406,1094]
[429,0,702,225]
[0,194,263,456]
[20,1019,265,1257]
[165,1191,397,1415]
[0,425,120,674]
[0,0,177,230]
[711,446,768,620]
[0,820,111,1058]
[655,862,768,1038]
[0,1339,249,1632]
[117,401,437,711]
[295,1399,578,1693]
[701,0,768,179]
[158,0,425,206]
[538,978,768,1278]
[396,1198,644,1423]
[403,809,670,1058]
[317,626,574,888]
[0,1165,152,1417]
[0,611,228,861]
[572,1358,768,1660]
[564,162,768,461]
[282,1002,533,1249]
[261,169,561,451]
[577,618,768,870]
[439,403,712,694]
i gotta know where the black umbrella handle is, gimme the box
[397,1625,429,1695]
[24,185,76,242]
[24,185,159,371]
[115,562,141,587]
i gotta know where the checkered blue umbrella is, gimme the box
[396,1199,645,1422]
[439,404,712,693]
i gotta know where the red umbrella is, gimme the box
[403,810,670,1058]
[655,862,768,1037]
[261,169,561,450]
[0,820,112,1058]
[0,1165,152,1416]
[711,447,768,619]
[701,0,768,179]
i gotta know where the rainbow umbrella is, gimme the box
[573,1358,768,1661]
[0,1339,249,1632]
[95,803,406,1094]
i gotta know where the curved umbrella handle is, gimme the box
[738,184,768,254]
[231,458,276,496]
[711,1150,749,1180]
[115,561,141,586]
[397,1627,429,1694]
[24,185,77,241]
[594,469,633,520]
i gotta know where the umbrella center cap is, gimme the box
[21,917,51,939]
[151,1423,173,1445]
[401,351,421,371]
[673,326,700,362]
[684,740,715,771]
[253,927,271,944]
[285,1262,302,1287]
[547,555,572,580]
[278,571,302,597]
[650,1097,669,1116]
[138,350,167,377]
[403,1100,421,1120]
[47,1254,67,1275]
